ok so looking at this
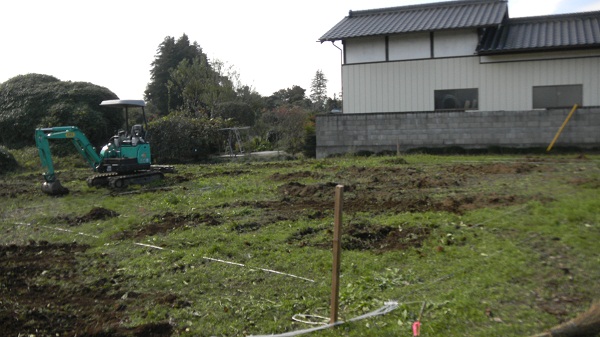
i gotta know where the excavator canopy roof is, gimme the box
[100,99,146,108]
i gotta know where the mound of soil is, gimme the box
[271,171,323,181]
[287,223,433,252]
[54,207,119,226]
[113,212,222,240]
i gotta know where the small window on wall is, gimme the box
[434,89,478,111]
[533,85,582,109]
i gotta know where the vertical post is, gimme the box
[330,185,344,324]
[547,104,578,152]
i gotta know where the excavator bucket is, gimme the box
[41,180,69,196]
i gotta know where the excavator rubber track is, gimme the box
[87,172,119,187]
[108,171,165,188]
[150,165,176,174]
[86,166,175,188]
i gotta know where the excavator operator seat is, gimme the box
[131,124,145,146]
[113,130,126,147]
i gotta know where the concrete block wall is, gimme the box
[316,108,600,158]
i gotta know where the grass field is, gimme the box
[1,151,599,336]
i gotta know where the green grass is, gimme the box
[1,151,599,336]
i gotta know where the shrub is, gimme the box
[147,113,230,163]
[0,74,121,149]
[0,146,18,174]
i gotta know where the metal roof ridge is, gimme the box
[508,10,600,23]
[348,0,506,18]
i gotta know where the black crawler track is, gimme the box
[86,165,175,188]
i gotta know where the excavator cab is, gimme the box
[98,100,152,173]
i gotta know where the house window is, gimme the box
[533,85,582,109]
[434,89,478,110]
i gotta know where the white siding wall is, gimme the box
[389,32,431,60]
[342,55,600,113]
[433,30,479,57]
[345,37,386,64]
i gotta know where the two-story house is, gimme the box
[315,0,600,157]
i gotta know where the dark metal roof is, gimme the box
[478,11,600,54]
[319,0,508,42]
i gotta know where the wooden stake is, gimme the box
[330,185,344,324]
[547,104,578,152]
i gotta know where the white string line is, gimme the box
[133,242,166,250]
[12,222,315,283]
[14,222,100,239]
[291,314,329,325]
[202,257,315,283]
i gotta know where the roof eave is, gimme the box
[320,24,501,43]
[477,44,600,55]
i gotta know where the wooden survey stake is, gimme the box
[330,184,344,324]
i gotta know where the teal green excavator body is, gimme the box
[35,100,171,195]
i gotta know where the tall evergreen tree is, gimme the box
[309,70,328,112]
[145,34,208,115]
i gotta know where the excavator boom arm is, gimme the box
[35,126,103,183]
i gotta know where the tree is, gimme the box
[145,34,209,115]
[0,74,121,148]
[266,85,310,110]
[310,70,328,113]
[200,59,237,117]
[257,105,310,154]
[236,85,265,119]
[167,57,212,116]
[325,93,343,113]
[215,101,255,126]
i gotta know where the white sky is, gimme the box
[1,0,599,100]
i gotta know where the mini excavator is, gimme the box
[35,99,174,195]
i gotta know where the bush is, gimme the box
[302,121,316,158]
[257,106,310,155]
[147,113,230,163]
[0,146,18,174]
[0,74,121,149]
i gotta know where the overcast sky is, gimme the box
[1,0,599,100]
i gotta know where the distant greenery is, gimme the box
[144,35,341,159]
[0,34,341,161]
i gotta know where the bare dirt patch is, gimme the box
[113,211,223,240]
[0,174,39,198]
[270,170,323,181]
[54,207,120,226]
[0,241,173,336]
[287,222,433,252]
[269,162,553,216]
